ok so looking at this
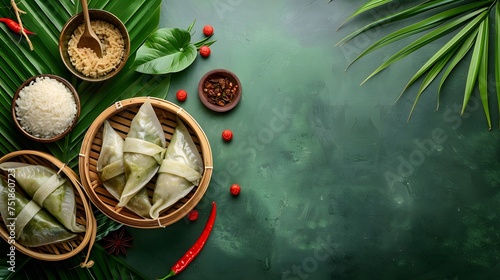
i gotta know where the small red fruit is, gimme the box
[176,89,188,102]
[203,25,214,36]
[230,184,241,196]
[199,46,211,58]
[187,209,199,221]
[222,130,233,142]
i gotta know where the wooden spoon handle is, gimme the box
[81,0,91,31]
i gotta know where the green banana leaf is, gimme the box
[0,0,168,166]
[0,0,164,278]
[0,241,148,280]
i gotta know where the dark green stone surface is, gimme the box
[123,1,500,279]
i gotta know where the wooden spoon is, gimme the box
[77,0,103,57]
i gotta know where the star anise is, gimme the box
[102,227,133,256]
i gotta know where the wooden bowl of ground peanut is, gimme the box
[59,9,130,82]
[12,74,80,143]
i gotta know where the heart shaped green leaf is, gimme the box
[131,28,197,74]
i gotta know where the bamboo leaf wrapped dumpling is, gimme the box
[118,100,166,207]
[0,162,85,233]
[0,179,76,247]
[150,118,203,219]
[97,120,152,218]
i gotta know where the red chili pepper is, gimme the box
[158,202,217,279]
[0,18,34,35]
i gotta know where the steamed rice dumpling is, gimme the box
[0,179,76,247]
[0,162,85,233]
[118,101,166,207]
[150,118,203,219]
[97,120,152,218]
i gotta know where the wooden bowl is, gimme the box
[59,9,130,82]
[11,74,80,143]
[0,150,95,262]
[78,97,213,228]
[198,69,242,112]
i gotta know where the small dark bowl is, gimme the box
[12,74,81,143]
[198,69,242,112]
[59,9,130,82]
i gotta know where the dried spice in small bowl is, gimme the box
[203,77,238,107]
[198,69,242,112]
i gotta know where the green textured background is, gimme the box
[111,0,500,279]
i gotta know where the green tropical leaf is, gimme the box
[338,0,393,29]
[462,18,487,116]
[407,48,456,121]
[339,0,500,128]
[94,210,122,240]
[437,28,478,110]
[496,2,500,128]
[337,0,459,45]
[346,1,491,69]
[131,28,198,74]
[0,241,147,280]
[401,11,485,99]
[476,16,491,129]
[361,8,488,85]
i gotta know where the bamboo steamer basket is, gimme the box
[78,97,213,228]
[0,150,96,263]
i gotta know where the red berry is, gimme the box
[187,209,199,221]
[199,46,211,58]
[176,89,188,102]
[222,129,233,142]
[230,184,241,196]
[203,25,214,36]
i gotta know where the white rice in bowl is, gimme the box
[15,76,77,139]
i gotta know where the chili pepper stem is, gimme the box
[157,270,176,280]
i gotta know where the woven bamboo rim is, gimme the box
[0,150,96,263]
[78,97,213,228]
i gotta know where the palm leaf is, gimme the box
[407,47,456,121]
[338,0,393,29]
[471,16,490,129]
[361,8,488,85]
[0,241,148,280]
[401,11,485,99]
[345,1,491,70]
[338,0,500,128]
[437,28,478,110]
[496,2,500,128]
[462,18,486,115]
[337,0,459,45]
